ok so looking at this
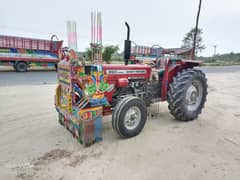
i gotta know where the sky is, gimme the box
[0,0,240,56]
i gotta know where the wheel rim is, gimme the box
[185,80,203,111]
[20,64,25,70]
[18,63,27,71]
[124,106,141,130]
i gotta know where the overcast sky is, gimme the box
[0,0,239,56]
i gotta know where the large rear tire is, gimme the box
[167,68,207,121]
[112,96,147,138]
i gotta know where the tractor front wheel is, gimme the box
[167,68,207,121]
[112,96,147,138]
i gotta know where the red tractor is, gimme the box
[55,22,207,144]
[90,22,207,138]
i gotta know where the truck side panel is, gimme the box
[0,35,63,70]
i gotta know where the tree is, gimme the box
[85,48,92,61]
[103,45,119,64]
[84,45,119,63]
[182,28,205,55]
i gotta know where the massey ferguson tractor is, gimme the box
[107,22,207,138]
[55,16,207,146]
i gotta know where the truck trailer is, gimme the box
[0,35,63,72]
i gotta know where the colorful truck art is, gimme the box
[55,51,111,145]
[55,56,112,145]
[55,12,110,146]
[0,35,62,71]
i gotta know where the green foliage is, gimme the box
[199,52,240,66]
[182,28,205,55]
[85,48,92,61]
[103,45,119,64]
[111,53,123,62]
[83,45,119,63]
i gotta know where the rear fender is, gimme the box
[161,60,202,101]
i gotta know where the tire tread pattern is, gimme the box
[167,68,208,121]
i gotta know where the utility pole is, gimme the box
[213,45,217,56]
[192,0,202,59]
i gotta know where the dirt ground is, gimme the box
[0,72,240,180]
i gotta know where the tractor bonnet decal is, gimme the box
[106,69,146,74]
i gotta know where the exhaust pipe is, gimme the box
[124,22,131,65]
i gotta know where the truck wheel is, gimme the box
[15,62,28,72]
[167,69,207,121]
[112,96,147,138]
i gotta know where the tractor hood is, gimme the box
[103,64,151,82]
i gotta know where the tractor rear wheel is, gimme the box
[112,96,147,138]
[167,68,207,121]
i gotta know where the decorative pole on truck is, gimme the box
[91,11,103,64]
[67,20,78,51]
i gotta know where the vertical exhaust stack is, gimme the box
[124,22,131,65]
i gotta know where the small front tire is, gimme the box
[112,96,147,138]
